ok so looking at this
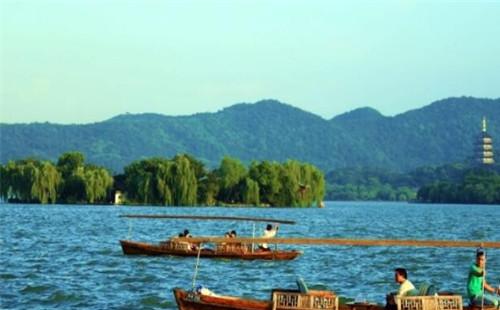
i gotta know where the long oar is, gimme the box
[175,237,500,248]
[481,250,486,310]
[119,214,295,224]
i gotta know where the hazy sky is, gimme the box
[1,0,499,124]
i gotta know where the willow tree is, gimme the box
[4,160,37,202]
[248,161,282,206]
[216,156,247,203]
[0,164,9,201]
[198,171,219,206]
[242,177,260,206]
[83,166,114,204]
[171,155,197,206]
[57,152,86,203]
[124,158,176,205]
[0,159,61,203]
[31,161,61,204]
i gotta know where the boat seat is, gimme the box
[396,295,463,310]
[418,283,436,296]
[296,277,309,294]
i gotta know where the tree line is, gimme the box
[417,167,500,204]
[0,152,325,207]
[325,163,500,204]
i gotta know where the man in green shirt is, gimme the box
[467,249,499,308]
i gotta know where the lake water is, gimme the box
[1,202,499,309]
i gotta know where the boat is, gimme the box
[119,239,302,260]
[173,278,339,310]
[173,286,476,310]
[119,214,301,260]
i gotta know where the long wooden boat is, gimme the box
[120,240,302,260]
[173,287,491,310]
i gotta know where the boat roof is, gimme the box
[119,214,296,224]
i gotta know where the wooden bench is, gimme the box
[272,289,339,310]
[396,295,463,310]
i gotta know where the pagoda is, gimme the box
[476,117,495,165]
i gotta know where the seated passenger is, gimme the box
[395,268,416,297]
[229,230,237,238]
[385,268,416,310]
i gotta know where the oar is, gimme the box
[481,249,486,310]
[119,214,295,224]
[175,237,500,248]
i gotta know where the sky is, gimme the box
[1,0,499,124]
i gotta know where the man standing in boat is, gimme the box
[258,224,279,251]
[467,249,499,308]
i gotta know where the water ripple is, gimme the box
[0,202,499,309]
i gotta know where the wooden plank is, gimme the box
[119,214,295,224]
[175,237,500,248]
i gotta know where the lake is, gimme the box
[1,202,499,309]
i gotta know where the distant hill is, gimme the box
[1,97,499,173]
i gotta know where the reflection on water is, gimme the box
[0,202,499,309]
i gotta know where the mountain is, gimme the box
[1,97,499,173]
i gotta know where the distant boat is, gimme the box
[119,214,301,261]
[120,239,301,260]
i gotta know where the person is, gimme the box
[183,229,192,238]
[385,268,416,310]
[467,249,499,308]
[229,230,237,238]
[258,224,279,251]
[395,268,416,297]
[177,229,197,251]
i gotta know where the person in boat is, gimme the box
[395,268,416,297]
[183,229,192,238]
[177,229,198,251]
[467,248,499,308]
[258,224,279,251]
[385,268,416,310]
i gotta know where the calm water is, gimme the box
[1,202,499,309]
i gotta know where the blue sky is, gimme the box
[1,0,499,124]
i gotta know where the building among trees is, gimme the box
[476,117,495,165]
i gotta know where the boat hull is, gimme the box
[120,240,301,260]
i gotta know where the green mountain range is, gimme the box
[1,96,498,173]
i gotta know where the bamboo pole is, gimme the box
[119,214,295,224]
[174,237,500,248]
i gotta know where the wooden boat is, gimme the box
[173,287,486,310]
[173,284,339,310]
[120,239,302,260]
[120,214,301,260]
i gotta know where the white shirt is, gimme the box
[398,279,416,296]
[260,228,278,249]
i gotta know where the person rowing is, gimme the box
[258,224,279,251]
[467,248,499,308]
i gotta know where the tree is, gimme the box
[171,155,198,206]
[216,156,247,203]
[83,166,114,204]
[242,177,260,206]
[31,161,61,204]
